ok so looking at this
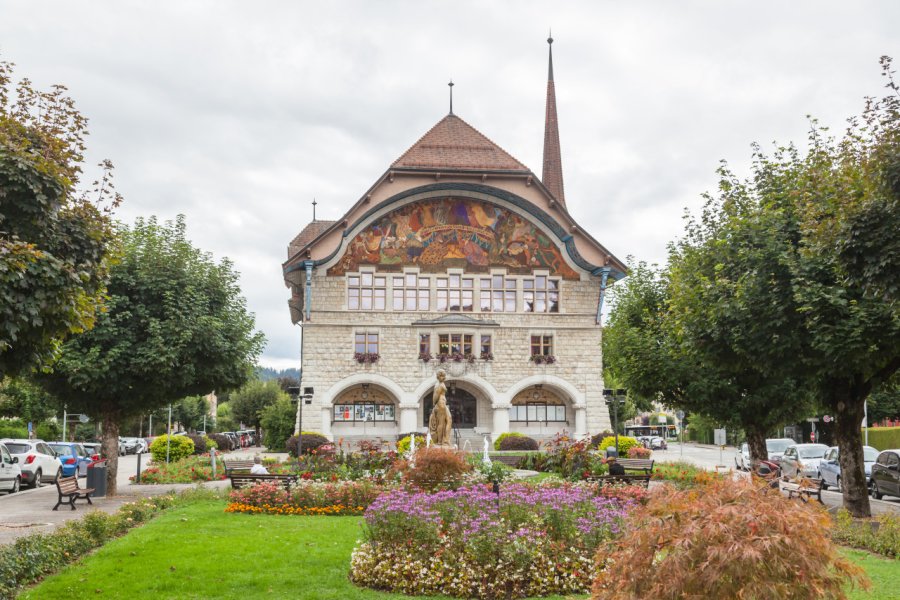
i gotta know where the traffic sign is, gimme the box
[676,410,685,421]
[823,415,832,423]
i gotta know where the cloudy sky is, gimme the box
[2,1,897,369]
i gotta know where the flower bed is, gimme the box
[350,482,632,599]
[130,454,227,484]
[651,460,722,488]
[225,480,387,516]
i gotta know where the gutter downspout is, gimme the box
[304,260,314,322]
[595,267,611,325]
[295,260,314,435]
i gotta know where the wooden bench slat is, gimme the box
[229,473,297,490]
[53,476,94,511]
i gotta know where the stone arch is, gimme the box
[503,375,585,408]
[321,373,407,406]
[411,371,500,407]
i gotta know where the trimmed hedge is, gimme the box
[493,432,539,451]
[208,433,233,451]
[149,434,195,463]
[596,435,640,456]
[185,433,214,454]
[286,432,329,456]
[864,426,900,451]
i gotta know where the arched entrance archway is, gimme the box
[423,386,478,429]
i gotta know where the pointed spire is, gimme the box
[448,79,454,115]
[542,33,565,206]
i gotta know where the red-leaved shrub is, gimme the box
[401,447,472,492]
[626,446,651,459]
[592,478,869,599]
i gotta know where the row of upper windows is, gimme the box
[355,332,554,358]
[347,272,560,313]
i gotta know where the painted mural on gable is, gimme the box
[327,198,580,278]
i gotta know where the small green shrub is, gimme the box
[286,432,329,456]
[149,434,195,463]
[35,420,61,441]
[494,432,539,451]
[596,435,640,456]
[591,431,614,449]
[0,418,28,439]
[832,509,900,558]
[208,432,233,451]
[396,434,421,455]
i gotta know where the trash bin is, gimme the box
[86,459,107,497]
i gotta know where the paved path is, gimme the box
[0,451,237,545]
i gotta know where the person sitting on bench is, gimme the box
[608,457,626,477]
[250,455,269,475]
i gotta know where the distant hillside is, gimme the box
[256,366,300,382]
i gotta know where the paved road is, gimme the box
[668,441,900,515]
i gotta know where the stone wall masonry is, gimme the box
[298,268,612,437]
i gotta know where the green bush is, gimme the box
[832,509,900,558]
[286,432,329,457]
[864,426,900,451]
[35,420,60,441]
[185,433,209,454]
[396,434,418,455]
[596,435,640,456]
[0,418,28,439]
[149,434,195,463]
[208,432,233,451]
[493,432,539,451]
[261,398,296,452]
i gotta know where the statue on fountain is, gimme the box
[429,370,453,447]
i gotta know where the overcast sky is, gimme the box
[2,1,897,369]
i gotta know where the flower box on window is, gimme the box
[354,352,380,364]
[530,354,557,365]
[480,351,494,361]
[418,352,433,363]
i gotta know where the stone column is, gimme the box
[399,403,419,433]
[492,404,510,437]
[321,407,332,440]
[574,405,587,437]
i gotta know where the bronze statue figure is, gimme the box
[429,370,453,446]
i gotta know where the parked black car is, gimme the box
[870,449,900,500]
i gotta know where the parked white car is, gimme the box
[735,442,751,471]
[0,439,63,488]
[0,442,23,494]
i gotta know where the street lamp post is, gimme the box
[603,389,627,455]
[287,386,314,457]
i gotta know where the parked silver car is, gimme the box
[817,446,878,491]
[781,444,829,478]
[0,442,22,494]
[0,439,63,488]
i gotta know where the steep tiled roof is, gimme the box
[288,220,336,258]
[392,114,529,172]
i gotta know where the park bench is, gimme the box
[53,475,95,511]
[223,460,254,475]
[593,473,652,488]
[229,473,298,490]
[781,477,824,504]
[617,458,655,475]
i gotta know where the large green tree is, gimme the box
[0,58,119,377]
[41,216,264,494]
[230,379,288,439]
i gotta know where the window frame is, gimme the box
[332,402,397,423]
[348,271,387,311]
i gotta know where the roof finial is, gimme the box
[547,30,554,81]
[448,79,454,115]
[312,198,317,222]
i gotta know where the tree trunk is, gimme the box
[746,427,768,468]
[101,413,120,497]
[833,385,870,518]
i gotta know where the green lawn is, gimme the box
[21,500,898,600]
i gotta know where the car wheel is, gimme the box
[10,477,20,494]
[32,469,43,488]
[870,480,883,500]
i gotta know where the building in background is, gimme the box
[283,40,626,446]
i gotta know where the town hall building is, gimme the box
[283,40,627,446]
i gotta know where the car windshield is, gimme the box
[798,446,827,459]
[49,444,71,455]
[864,447,879,462]
[766,439,792,453]
[4,443,30,454]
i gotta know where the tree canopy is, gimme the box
[230,379,288,436]
[41,215,264,494]
[0,57,120,377]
